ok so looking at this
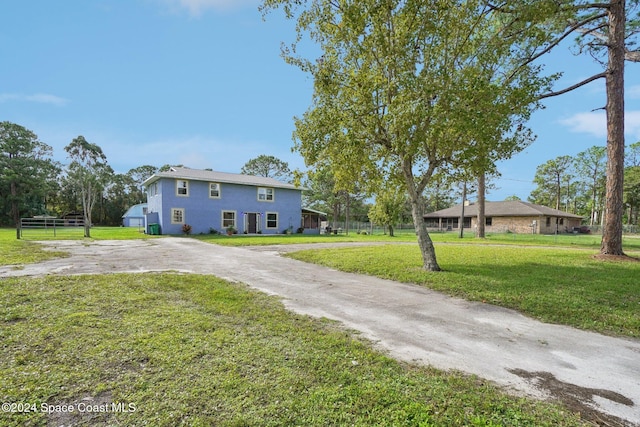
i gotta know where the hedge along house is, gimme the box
[424,200,584,234]
[143,167,305,235]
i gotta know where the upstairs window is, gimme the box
[147,183,158,197]
[257,187,274,202]
[209,183,221,199]
[176,180,189,196]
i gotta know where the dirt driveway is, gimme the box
[3,237,639,425]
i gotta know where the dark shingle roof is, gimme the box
[142,167,301,190]
[424,200,583,219]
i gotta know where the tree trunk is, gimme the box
[403,161,441,271]
[459,182,466,239]
[388,224,394,237]
[345,192,350,236]
[477,173,486,238]
[332,199,340,230]
[10,180,19,227]
[601,0,626,255]
[409,195,441,271]
[82,187,92,238]
[555,173,561,210]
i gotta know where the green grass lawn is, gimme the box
[195,228,640,253]
[0,229,69,266]
[16,226,156,241]
[0,226,636,424]
[287,244,640,338]
[0,273,586,426]
[192,229,418,245]
[0,227,156,266]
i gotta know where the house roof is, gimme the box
[142,167,302,191]
[302,207,328,216]
[122,203,147,218]
[424,200,584,219]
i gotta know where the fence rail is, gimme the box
[19,217,85,239]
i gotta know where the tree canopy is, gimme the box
[241,155,292,182]
[64,136,113,237]
[0,122,59,226]
[262,0,558,270]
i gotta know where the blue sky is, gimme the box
[1,0,639,202]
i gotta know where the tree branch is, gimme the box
[538,72,607,100]
[626,49,640,62]
[504,12,608,82]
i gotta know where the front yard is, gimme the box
[1,273,586,426]
[1,227,637,425]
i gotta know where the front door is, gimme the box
[247,213,258,233]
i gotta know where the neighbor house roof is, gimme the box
[142,167,302,190]
[122,203,147,219]
[424,201,583,219]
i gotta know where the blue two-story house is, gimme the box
[143,167,307,235]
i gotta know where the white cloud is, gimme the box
[0,93,69,106]
[558,110,640,140]
[559,111,607,138]
[157,0,259,16]
[105,134,268,173]
[627,111,640,140]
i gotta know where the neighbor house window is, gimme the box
[266,212,278,229]
[222,211,236,228]
[546,217,551,227]
[257,187,274,201]
[176,180,189,196]
[444,218,458,229]
[424,218,439,228]
[209,183,221,198]
[171,208,184,224]
[485,217,492,226]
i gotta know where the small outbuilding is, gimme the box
[424,200,584,234]
[301,207,327,234]
[122,203,148,227]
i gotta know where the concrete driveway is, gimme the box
[2,237,639,425]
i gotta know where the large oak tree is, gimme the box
[263,0,556,270]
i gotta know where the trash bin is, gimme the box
[149,223,160,235]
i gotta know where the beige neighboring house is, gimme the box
[424,200,584,234]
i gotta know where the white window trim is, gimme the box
[171,208,185,224]
[257,187,274,202]
[222,210,236,229]
[266,212,278,229]
[209,182,221,199]
[176,179,189,197]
